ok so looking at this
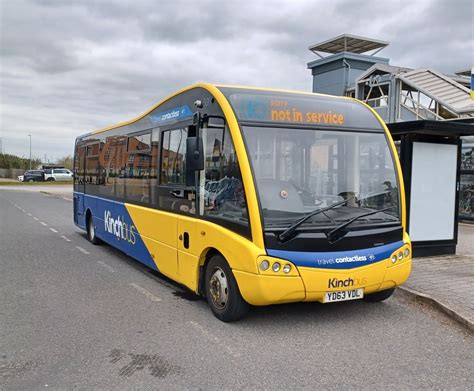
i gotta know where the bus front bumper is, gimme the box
[233,257,411,306]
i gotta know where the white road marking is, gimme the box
[27,213,32,216]
[75,246,90,255]
[97,260,115,273]
[129,283,162,302]
[40,222,48,226]
[33,217,39,221]
[60,235,71,242]
[188,321,241,358]
[49,228,58,233]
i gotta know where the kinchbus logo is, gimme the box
[104,210,137,245]
[328,277,367,289]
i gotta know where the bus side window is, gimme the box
[74,144,85,189]
[201,127,249,235]
[150,129,159,206]
[158,127,194,214]
[85,142,100,195]
[99,135,127,200]
[125,131,152,204]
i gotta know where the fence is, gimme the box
[0,169,24,179]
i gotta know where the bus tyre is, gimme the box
[205,255,249,322]
[87,214,101,245]
[363,288,395,302]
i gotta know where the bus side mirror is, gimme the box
[205,116,225,128]
[186,136,204,172]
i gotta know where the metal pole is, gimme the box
[28,134,32,170]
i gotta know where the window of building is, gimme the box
[128,133,151,152]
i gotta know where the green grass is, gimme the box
[0,181,73,186]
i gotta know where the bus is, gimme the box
[73,83,411,321]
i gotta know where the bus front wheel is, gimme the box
[363,288,395,302]
[86,213,101,245]
[205,255,249,322]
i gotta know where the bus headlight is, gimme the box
[404,248,410,258]
[260,260,270,271]
[283,264,291,274]
[391,255,397,263]
[397,252,403,261]
[272,262,281,272]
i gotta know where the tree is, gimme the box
[0,153,42,169]
[56,155,73,170]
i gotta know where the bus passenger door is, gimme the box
[157,127,195,284]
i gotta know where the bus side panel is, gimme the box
[125,204,179,281]
[83,194,159,271]
[176,215,264,292]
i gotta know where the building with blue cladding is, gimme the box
[306,34,474,234]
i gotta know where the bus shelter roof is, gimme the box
[388,119,474,139]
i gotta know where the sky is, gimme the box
[1,0,473,161]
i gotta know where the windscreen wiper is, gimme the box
[277,197,354,242]
[326,206,396,244]
[276,190,392,242]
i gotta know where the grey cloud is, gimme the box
[1,0,472,160]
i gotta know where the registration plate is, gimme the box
[324,288,364,303]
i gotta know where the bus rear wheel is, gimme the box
[363,288,395,302]
[205,255,249,322]
[87,213,101,245]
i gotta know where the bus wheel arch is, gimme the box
[198,248,220,297]
[85,209,101,245]
[200,250,249,322]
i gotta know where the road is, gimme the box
[1,189,472,389]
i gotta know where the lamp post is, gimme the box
[28,134,32,170]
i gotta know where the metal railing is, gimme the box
[399,93,445,121]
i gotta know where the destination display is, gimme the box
[219,87,383,130]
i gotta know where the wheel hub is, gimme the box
[89,219,95,239]
[209,267,228,309]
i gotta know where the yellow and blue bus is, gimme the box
[73,84,411,321]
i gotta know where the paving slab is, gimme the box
[400,224,474,332]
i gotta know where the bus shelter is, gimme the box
[388,119,474,257]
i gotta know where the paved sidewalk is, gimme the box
[0,184,73,200]
[400,224,474,332]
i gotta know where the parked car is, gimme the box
[19,170,45,182]
[44,168,73,181]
